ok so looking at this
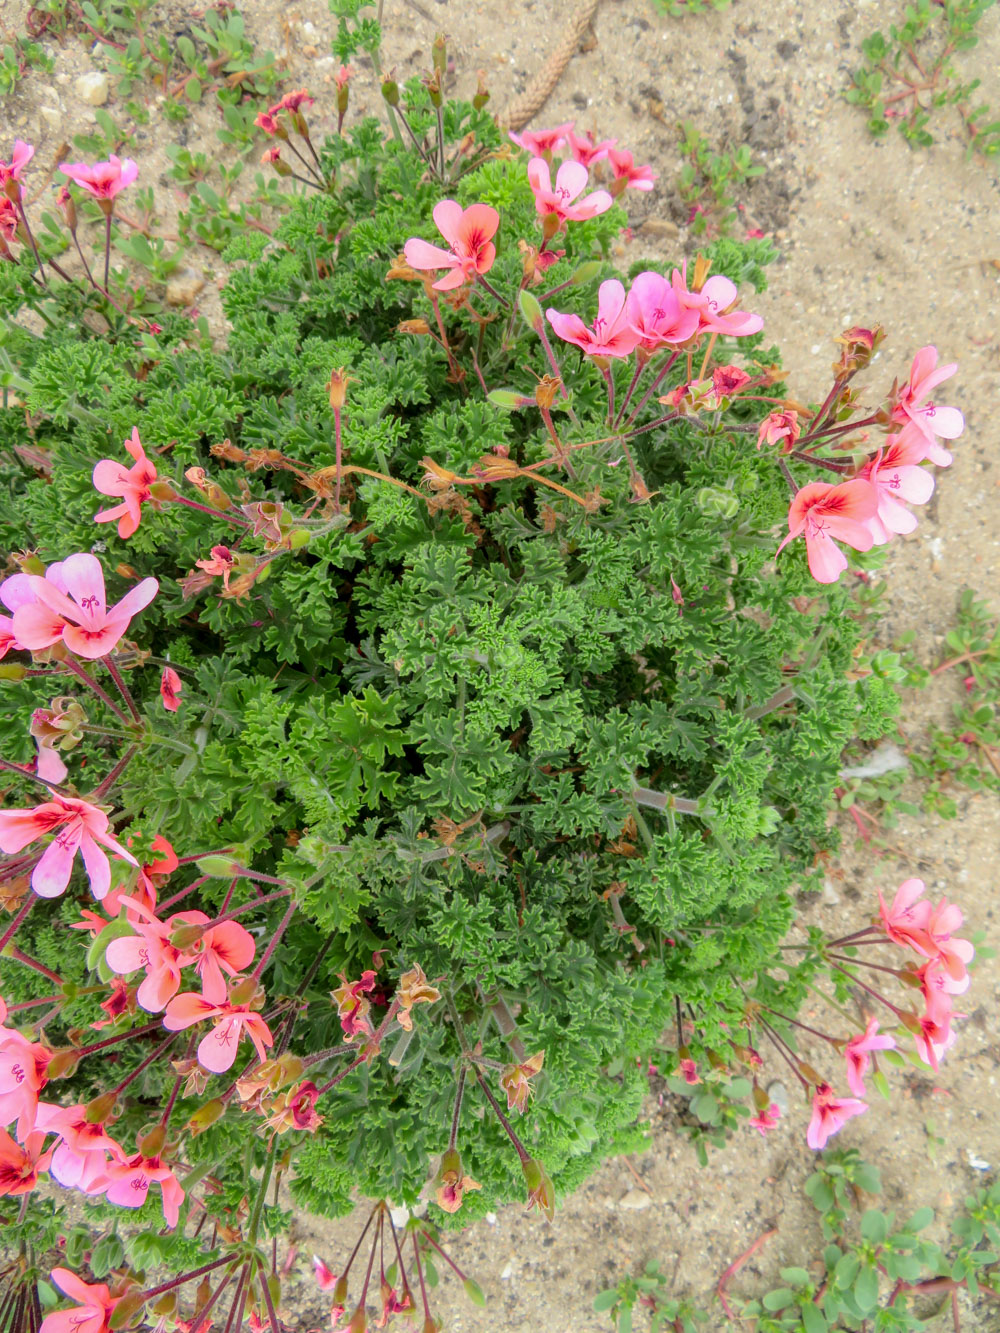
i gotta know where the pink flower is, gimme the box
[843,1018,895,1097]
[607,147,657,191]
[163,975,273,1074]
[34,1101,125,1190]
[566,128,616,167]
[925,898,975,989]
[29,707,70,784]
[58,155,138,202]
[914,1010,956,1071]
[776,480,878,584]
[331,970,377,1040]
[92,427,158,539]
[160,665,182,712]
[878,878,934,954]
[12,552,158,659]
[757,410,800,453]
[0,792,137,900]
[0,1030,50,1142]
[672,269,764,337]
[90,1151,185,1226]
[1,568,66,659]
[272,88,314,114]
[890,345,964,465]
[403,200,500,292]
[40,1268,119,1333]
[806,1083,867,1150]
[526,157,613,229]
[712,365,752,400]
[0,139,34,185]
[194,544,235,591]
[104,899,206,1012]
[547,279,642,359]
[857,425,935,544]
[748,1103,781,1136]
[509,122,575,156]
[335,65,353,93]
[624,270,700,352]
[0,1126,52,1194]
[313,1256,339,1291]
[679,1057,700,1085]
[255,111,281,136]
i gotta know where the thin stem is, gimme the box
[474,272,509,308]
[6,946,62,985]
[626,349,682,425]
[778,458,799,493]
[471,1062,530,1162]
[59,657,133,726]
[103,211,112,290]
[110,1030,179,1096]
[13,192,48,286]
[631,786,700,816]
[0,756,71,797]
[74,1017,164,1057]
[613,357,646,429]
[0,895,34,953]
[89,742,140,801]
[171,494,251,526]
[250,900,298,981]
[103,655,141,722]
[448,1065,467,1151]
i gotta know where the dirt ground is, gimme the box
[2,0,1000,1327]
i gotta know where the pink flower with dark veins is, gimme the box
[508,122,575,156]
[806,1083,867,1150]
[843,1018,895,1097]
[58,155,138,202]
[0,792,137,901]
[92,427,158,539]
[12,552,157,660]
[890,345,964,465]
[526,157,613,229]
[404,200,500,292]
[857,423,935,545]
[776,480,878,585]
[547,279,642,359]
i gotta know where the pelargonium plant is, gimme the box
[0,37,973,1333]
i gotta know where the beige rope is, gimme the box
[499,0,601,131]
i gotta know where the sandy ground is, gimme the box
[2,0,1000,1327]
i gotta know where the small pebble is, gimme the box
[75,71,109,106]
[767,1080,790,1115]
[619,1189,652,1211]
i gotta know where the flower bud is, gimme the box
[328,366,351,411]
[151,1291,177,1317]
[463,1278,486,1307]
[432,34,447,75]
[695,486,739,519]
[518,287,543,331]
[109,1289,146,1330]
[0,663,27,681]
[472,72,490,110]
[47,1048,81,1080]
[424,69,442,108]
[168,922,204,950]
[346,1307,367,1333]
[85,1091,117,1123]
[230,976,263,1007]
[149,480,178,502]
[288,528,311,550]
[138,1123,167,1157]
[333,1275,349,1305]
[381,73,399,107]
[15,553,46,576]
[187,1098,226,1136]
[194,854,242,878]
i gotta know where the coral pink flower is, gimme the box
[843,1018,895,1097]
[33,1101,125,1189]
[566,128,616,167]
[776,480,878,584]
[272,88,314,114]
[163,975,273,1074]
[58,155,138,202]
[748,1103,781,1136]
[914,1010,956,1071]
[160,665,182,712]
[0,139,34,185]
[104,899,206,1012]
[255,111,280,135]
[509,122,575,156]
[0,1127,52,1195]
[313,1256,339,1290]
[0,1030,50,1142]
[672,269,764,337]
[526,157,613,228]
[0,792,138,900]
[92,427,158,539]
[878,878,934,952]
[195,545,235,590]
[624,270,700,352]
[403,200,500,292]
[547,279,642,359]
[925,898,975,988]
[101,833,175,918]
[607,147,657,191]
[806,1083,867,1150]
[679,1057,700,1085]
[40,1268,120,1333]
[890,345,964,465]
[13,552,158,659]
[90,1151,185,1226]
[757,410,800,453]
[857,425,935,544]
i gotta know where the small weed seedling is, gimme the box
[676,120,764,237]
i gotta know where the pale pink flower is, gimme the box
[546,279,642,359]
[748,1103,781,1136]
[671,268,764,337]
[806,1083,867,1150]
[624,270,700,352]
[566,128,616,167]
[335,65,353,93]
[92,427,158,539]
[0,792,137,900]
[857,425,935,544]
[163,974,273,1074]
[878,878,934,954]
[1,568,67,659]
[607,147,657,191]
[0,1029,50,1142]
[917,957,966,1011]
[757,410,800,453]
[403,200,500,292]
[925,898,975,989]
[29,708,68,784]
[776,480,878,584]
[0,1126,52,1195]
[526,157,613,228]
[890,345,964,465]
[13,552,158,659]
[914,1010,957,1071]
[41,1269,119,1333]
[0,140,34,185]
[843,1018,895,1097]
[0,197,18,243]
[89,1151,185,1226]
[160,665,182,712]
[509,122,575,156]
[58,155,138,201]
